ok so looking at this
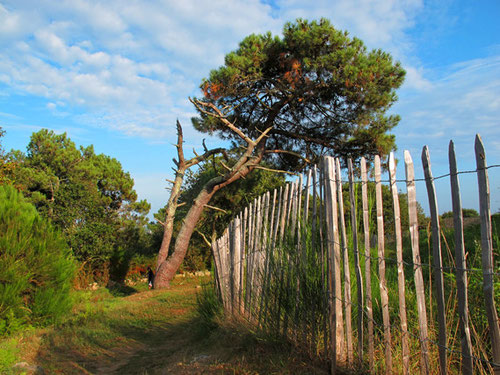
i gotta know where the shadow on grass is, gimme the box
[33,313,206,374]
[106,283,139,297]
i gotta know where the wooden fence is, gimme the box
[211,135,500,374]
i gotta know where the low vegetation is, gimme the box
[0,185,75,336]
[1,275,334,374]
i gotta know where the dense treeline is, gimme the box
[2,128,156,283]
[0,185,75,335]
[0,127,287,285]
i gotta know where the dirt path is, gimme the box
[11,278,329,374]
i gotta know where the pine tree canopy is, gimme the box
[192,18,406,170]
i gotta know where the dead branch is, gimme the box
[265,149,311,163]
[255,126,273,144]
[195,229,212,248]
[220,161,232,171]
[190,98,254,145]
[176,120,185,165]
[204,204,228,214]
[253,165,300,176]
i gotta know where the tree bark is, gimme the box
[155,170,185,272]
[154,120,226,283]
[153,98,280,289]
[154,151,264,288]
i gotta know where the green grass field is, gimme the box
[0,275,331,375]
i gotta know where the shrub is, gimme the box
[0,185,76,335]
[196,279,223,333]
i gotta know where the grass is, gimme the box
[0,274,334,374]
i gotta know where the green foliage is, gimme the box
[0,336,19,374]
[0,185,76,336]
[196,279,224,333]
[194,18,405,170]
[441,208,479,218]
[5,129,151,280]
[151,157,286,271]
[0,127,16,187]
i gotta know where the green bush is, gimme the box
[0,185,76,335]
[196,279,223,333]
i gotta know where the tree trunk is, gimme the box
[154,188,215,288]
[154,153,263,288]
[153,120,227,283]
[155,171,184,272]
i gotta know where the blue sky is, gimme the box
[1,0,499,216]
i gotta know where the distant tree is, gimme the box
[441,209,479,219]
[154,19,405,287]
[0,127,16,186]
[0,185,75,335]
[7,129,150,276]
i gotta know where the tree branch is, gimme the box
[195,229,212,248]
[265,149,311,163]
[252,165,299,176]
[204,204,228,214]
[175,120,185,166]
[190,98,254,145]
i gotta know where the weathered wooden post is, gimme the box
[422,145,447,375]
[404,150,430,374]
[474,135,500,375]
[375,155,392,374]
[449,141,473,374]
[389,152,410,374]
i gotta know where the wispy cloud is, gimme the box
[0,0,430,140]
[1,0,499,157]
[393,55,500,166]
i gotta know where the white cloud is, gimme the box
[393,55,500,168]
[3,0,495,150]
[0,0,285,139]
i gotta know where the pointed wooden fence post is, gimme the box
[375,155,392,374]
[389,152,410,374]
[422,146,447,375]
[404,150,430,374]
[449,140,473,374]
[335,158,353,366]
[361,157,374,372]
[231,216,242,315]
[348,158,364,366]
[212,236,223,300]
[245,201,255,315]
[241,206,248,314]
[323,156,338,373]
[474,135,500,374]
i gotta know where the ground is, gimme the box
[2,276,330,375]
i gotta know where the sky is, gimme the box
[0,0,499,217]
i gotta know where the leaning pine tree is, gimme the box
[154,18,405,288]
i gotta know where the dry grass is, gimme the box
[1,275,335,374]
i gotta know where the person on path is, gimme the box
[147,266,155,289]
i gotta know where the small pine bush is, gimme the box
[0,185,76,335]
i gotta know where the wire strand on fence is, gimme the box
[211,156,500,373]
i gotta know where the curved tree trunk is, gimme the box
[154,151,264,289]
[154,188,215,288]
[154,120,226,281]
[155,171,184,273]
